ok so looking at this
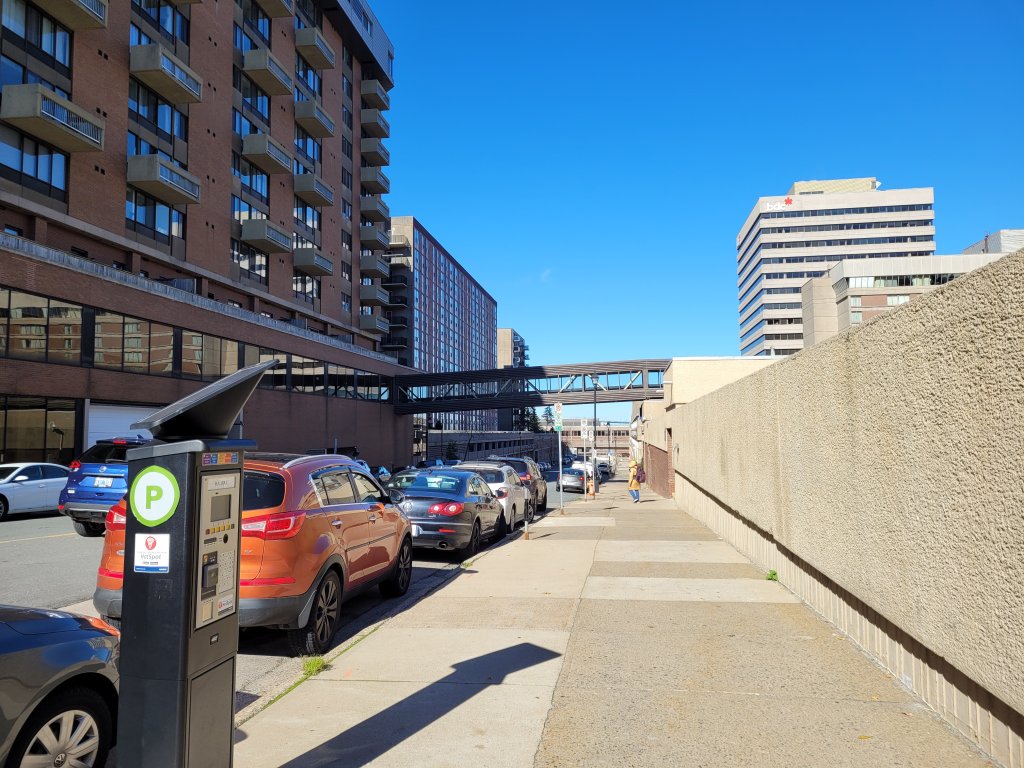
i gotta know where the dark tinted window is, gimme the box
[0,466,19,481]
[473,469,504,483]
[321,471,356,505]
[243,471,285,510]
[79,444,129,465]
[388,472,419,489]
[18,465,42,480]
[403,474,464,495]
[499,459,528,474]
[351,473,383,504]
[40,465,69,479]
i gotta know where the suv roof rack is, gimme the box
[280,453,353,470]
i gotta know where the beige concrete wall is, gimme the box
[670,251,1024,730]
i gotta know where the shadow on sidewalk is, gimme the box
[264,643,560,768]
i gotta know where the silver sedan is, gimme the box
[0,463,70,520]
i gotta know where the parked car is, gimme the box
[457,462,530,529]
[0,605,119,767]
[0,463,70,521]
[94,453,413,655]
[386,469,504,557]
[484,456,547,514]
[556,467,587,493]
[374,466,392,483]
[59,436,151,537]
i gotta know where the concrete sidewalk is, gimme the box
[234,482,994,767]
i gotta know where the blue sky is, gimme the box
[372,0,1024,421]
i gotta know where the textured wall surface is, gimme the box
[673,250,1024,716]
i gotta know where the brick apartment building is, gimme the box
[0,0,414,467]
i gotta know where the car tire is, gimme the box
[6,686,113,768]
[0,495,8,521]
[539,491,548,513]
[73,520,105,537]
[287,570,341,656]
[526,499,535,524]
[456,520,480,561]
[379,536,413,599]
[493,512,507,541]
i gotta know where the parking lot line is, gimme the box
[0,532,76,545]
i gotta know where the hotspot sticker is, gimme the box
[134,533,170,573]
[129,466,180,527]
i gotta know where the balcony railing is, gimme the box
[130,43,202,104]
[387,294,409,307]
[360,109,389,138]
[359,253,390,278]
[359,313,389,335]
[360,79,389,110]
[0,83,104,152]
[295,26,335,69]
[241,218,292,253]
[294,99,335,138]
[387,315,408,328]
[359,195,389,222]
[294,173,335,207]
[360,137,389,167]
[294,247,333,276]
[359,284,390,306]
[127,154,201,205]
[359,225,390,251]
[389,232,410,249]
[243,48,293,96]
[381,336,407,350]
[253,0,291,17]
[360,166,390,194]
[383,274,408,288]
[35,0,107,28]
[241,132,292,175]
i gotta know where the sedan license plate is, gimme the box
[411,525,422,536]
[94,477,114,488]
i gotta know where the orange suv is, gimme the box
[93,454,412,654]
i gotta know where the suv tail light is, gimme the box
[241,510,306,539]
[105,502,127,531]
[428,502,464,516]
[69,460,81,471]
[519,473,531,482]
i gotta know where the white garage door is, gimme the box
[86,404,155,449]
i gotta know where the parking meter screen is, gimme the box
[210,494,231,522]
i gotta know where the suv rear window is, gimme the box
[79,444,129,465]
[244,472,286,510]
[474,469,505,483]
[502,460,528,474]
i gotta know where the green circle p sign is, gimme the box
[129,466,180,527]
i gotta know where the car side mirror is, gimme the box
[388,488,405,505]
[495,488,508,499]
[13,475,28,482]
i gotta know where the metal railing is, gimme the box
[39,93,102,145]
[0,231,397,363]
[265,223,292,249]
[158,162,200,198]
[160,54,201,99]
[77,0,106,22]
[264,135,290,167]
[265,54,292,88]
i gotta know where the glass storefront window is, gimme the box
[93,311,123,370]
[291,356,323,393]
[8,291,47,362]
[4,395,45,462]
[181,330,203,378]
[327,364,355,398]
[259,348,287,390]
[48,300,81,365]
[202,335,222,381]
[149,322,173,375]
[122,316,150,373]
[222,339,241,376]
[44,398,75,464]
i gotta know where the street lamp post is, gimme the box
[590,374,600,494]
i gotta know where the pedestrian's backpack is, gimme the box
[635,466,646,483]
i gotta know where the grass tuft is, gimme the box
[765,569,779,581]
[302,655,327,678]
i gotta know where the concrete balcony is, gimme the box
[389,232,410,251]
[294,99,334,138]
[130,43,202,104]
[360,166,390,194]
[359,195,389,222]
[386,293,408,308]
[127,154,200,205]
[359,225,390,251]
[241,132,292,175]
[360,109,389,138]
[35,0,107,29]
[0,84,104,152]
[360,137,389,167]
[359,253,390,279]
[293,247,332,277]
[381,336,407,350]
[359,284,389,306]
[293,173,334,207]
[294,26,335,70]
[241,218,292,253]
[253,0,291,17]
[383,273,408,288]
[243,48,293,96]
[387,315,408,328]
[359,314,389,335]
[360,79,389,110]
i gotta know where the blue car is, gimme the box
[59,437,150,537]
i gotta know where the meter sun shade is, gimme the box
[131,360,279,440]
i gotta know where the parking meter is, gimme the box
[117,361,275,768]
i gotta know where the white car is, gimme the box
[0,463,70,520]
[457,463,529,533]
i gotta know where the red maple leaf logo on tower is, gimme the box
[784,197,793,205]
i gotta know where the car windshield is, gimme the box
[0,465,21,481]
[79,444,129,465]
[243,471,286,510]
[393,473,465,495]
[469,469,505,483]
[565,468,584,476]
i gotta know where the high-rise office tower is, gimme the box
[737,178,935,356]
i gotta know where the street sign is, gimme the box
[554,425,562,432]
[554,402,563,416]
[580,418,588,427]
